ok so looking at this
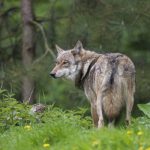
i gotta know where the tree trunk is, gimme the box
[21,0,35,103]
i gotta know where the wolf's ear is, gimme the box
[74,40,83,52]
[72,40,83,55]
[55,45,64,54]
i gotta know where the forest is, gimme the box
[0,0,150,150]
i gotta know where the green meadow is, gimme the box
[0,89,150,150]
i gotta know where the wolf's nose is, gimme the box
[50,72,56,78]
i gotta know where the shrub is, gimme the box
[0,89,35,132]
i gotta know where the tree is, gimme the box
[21,0,36,103]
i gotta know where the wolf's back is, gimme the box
[97,53,135,119]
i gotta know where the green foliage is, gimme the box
[0,88,90,133]
[0,0,21,62]
[0,89,150,150]
[0,104,150,150]
[0,89,35,132]
[138,103,150,118]
[43,106,92,129]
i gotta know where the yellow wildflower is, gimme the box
[24,125,32,131]
[137,131,143,136]
[72,146,78,150]
[138,146,143,150]
[92,140,100,146]
[145,147,150,150]
[127,130,133,135]
[43,143,50,148]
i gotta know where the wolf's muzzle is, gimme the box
[50,72,56,78]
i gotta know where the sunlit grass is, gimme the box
[0,106,150,150]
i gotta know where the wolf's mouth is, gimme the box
[50,72,66,79]
[50,73,57,78]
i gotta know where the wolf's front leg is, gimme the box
[96,94,104,128]
[91,103,99,127]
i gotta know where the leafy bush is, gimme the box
[133,103,150,129]
[0,88,91,133]
[0,89,35,132]
[42,106,92,129]
[138,103,150,118]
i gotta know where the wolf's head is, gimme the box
[50,41,84,80]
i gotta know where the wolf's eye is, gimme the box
[63,61,69,64]
[63,61,69,66]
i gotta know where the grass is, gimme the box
[0,106,150,150]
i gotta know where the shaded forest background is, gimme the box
[0,0,150,109]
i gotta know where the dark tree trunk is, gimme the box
[21,0,35,103]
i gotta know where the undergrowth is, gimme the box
[0,89,150,150]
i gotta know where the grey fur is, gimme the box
[50,41,135,128]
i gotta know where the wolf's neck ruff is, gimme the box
[75,56,100,89]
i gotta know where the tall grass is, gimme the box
[0,106,150,150]
[0,89,150,150]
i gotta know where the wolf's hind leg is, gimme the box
[91,104,99,127]
[126,94,134,125]
[97,94,104,128]
[125,78,135,125]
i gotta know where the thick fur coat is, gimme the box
[50,41,135,128]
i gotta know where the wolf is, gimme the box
[50,41,135,128]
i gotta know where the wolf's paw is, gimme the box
[125,119,131,126]
[98,120,104,128]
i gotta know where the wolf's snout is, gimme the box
[50,72,56,78]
